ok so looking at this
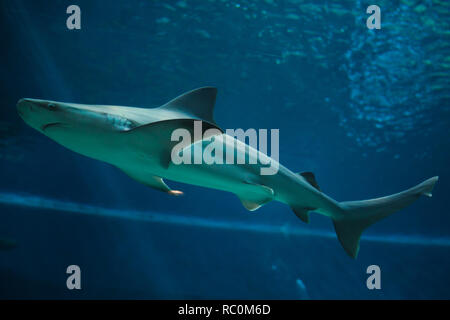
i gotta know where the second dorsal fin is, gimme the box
[299,172,321,191]
[159,87,218,126]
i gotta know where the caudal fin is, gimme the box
[333,176,438,258]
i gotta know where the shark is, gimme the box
[17,87,438,258]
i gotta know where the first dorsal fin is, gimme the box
[159,87,218,126]
[299,172,321,191]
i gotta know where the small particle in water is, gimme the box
[0,238,17,250]
[176,1,187,8]
[296,278,309,299]
[156,17,170,24]
[394,154,400,159]
[414,4,427,13]
[196,29,211,39]
[286,13,300,20]
[296,278,306,290]
[235,3,241,8]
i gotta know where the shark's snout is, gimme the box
[17,98,62,131]
[17,98,34,120]
[17,98,44,116]
[17,98,60,116]
[17,98,56,111]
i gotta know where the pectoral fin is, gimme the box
[237,182,274,211]
[123,118,223,169]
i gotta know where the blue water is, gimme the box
[1,0,449,299]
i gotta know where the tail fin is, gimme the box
[333,176,438,258]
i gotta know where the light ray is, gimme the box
[0,192,449,247]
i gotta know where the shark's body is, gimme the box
[17,87,438,258]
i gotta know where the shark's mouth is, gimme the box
[41,122,63,131]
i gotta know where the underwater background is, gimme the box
[0,0,449,299]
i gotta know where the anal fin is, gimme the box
[291,206,315,223]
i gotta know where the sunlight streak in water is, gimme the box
[0,192,449,247]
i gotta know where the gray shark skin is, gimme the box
[17,87,438,258]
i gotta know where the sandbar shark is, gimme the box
[17,87,438,258]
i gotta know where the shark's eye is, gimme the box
[47,103,57,110]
